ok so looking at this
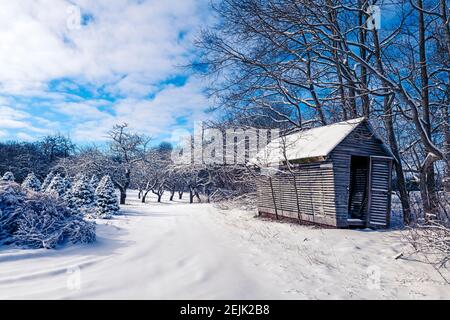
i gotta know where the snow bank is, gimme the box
[0,190,448,299]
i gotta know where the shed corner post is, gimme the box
[268,176,278,220]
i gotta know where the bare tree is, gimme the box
[194,0,448,224]
[106,124,151,204]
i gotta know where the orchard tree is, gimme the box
[106,124,151,204]
[38,134,75,162]
[131,145,172,203]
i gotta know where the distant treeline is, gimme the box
[0,134,75,182]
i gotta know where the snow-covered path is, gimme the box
[0,191,449,299]
[0,192,276,299]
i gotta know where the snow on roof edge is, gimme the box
[306,117,367,158]
[249,117,368,166]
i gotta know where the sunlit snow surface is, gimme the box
[0,190,448,299]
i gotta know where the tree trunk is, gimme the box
[119,169,131,205]
[157,194,162,203]
[440,0,450,192]
[178,191,183,199]
[170,189,175,201]
[372,28,411,224]
[358,0,369,118]
[142,190,149,203]
[269,176,278,220]
[120,189,126,205]
[292,174,301,223]
[383,95,411,224]
[304,40,326,125]
[417,0,438,216]
[326,0,354,119]
[420,153,441,222]
[420,169,431,222]
[348,81,358,117]
[444,98,450,192]
[337,65,349,120]
[189,189,194,203]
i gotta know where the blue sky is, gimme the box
[0,0,213,144]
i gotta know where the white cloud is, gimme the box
[0,0,210,94]
[0,106,54,136]
[71,77,210,141]
[0,0,214,142]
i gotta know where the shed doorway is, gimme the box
[348,156,370,222]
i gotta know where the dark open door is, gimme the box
[367,156,392,228]
[348,156,370,222]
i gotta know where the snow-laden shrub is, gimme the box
[45,174,66,197]
[95,175,120,219]
[1,172,15,182]
[12,192,96,249]
[66,174,95,216]
[406,192,450,268]
[41,172,55,192]
[0,181,25,243]
[21,173,41,192]
[63,218,96,245]
[0,180,95,248]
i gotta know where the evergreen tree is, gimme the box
[45,174,66,198]
[1,171,15,182]
[21,172,41,192]
[90,175,99,190]
[41,172,55,191]
[63,176,72,193]
[95,175,120,219]
[67,174,95,214]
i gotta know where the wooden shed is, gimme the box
[251,117,394,228]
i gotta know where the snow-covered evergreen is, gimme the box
[1,172,15,182]
[21,173,41,192]
[90,175,99,190]
[66,174,95,215]
[63,176,72,193]
[41,172,55,191]
[95,175,120,219]
[45,174,67,198]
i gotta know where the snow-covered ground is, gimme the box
[0,191,449,299]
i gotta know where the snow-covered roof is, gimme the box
[249,117,370,166]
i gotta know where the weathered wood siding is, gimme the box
[255,120,393,228]
[368,157,393,227]
[329,121,391,227]
[256,161,338,227]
